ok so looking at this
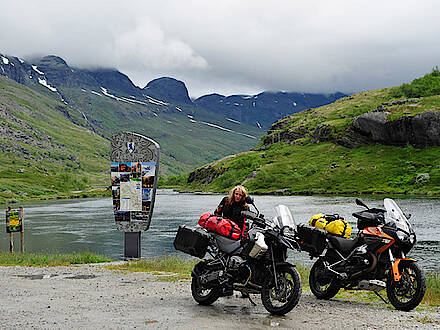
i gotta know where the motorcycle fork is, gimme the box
[389,249,416,282]
[271,247,279,290]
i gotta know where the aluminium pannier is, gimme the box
[173,225,210,258]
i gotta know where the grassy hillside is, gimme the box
[0,76,109,204]
[175,71,440,196]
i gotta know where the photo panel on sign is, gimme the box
[141,162,156,177]
[112,186,120,200]
[142,200,151,213]
[115,211,130,221]
[111,162,119,172]
[119,162,131,172]
[131,211,148,222]
[111,172,121,186]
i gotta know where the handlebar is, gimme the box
[241,210,266,228]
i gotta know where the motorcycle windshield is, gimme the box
[274,205,297,230]
[384,198,411,233]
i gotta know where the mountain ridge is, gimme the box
[0,51,346,179]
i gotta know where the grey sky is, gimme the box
[1,0,439,98]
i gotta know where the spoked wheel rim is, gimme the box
[268,274,294,306]
[387,262,426,311]
[309,259,340,300]
[389,264,421,304]
[193,281,214,299]
[261,266,301,315]
[311,263,334,292]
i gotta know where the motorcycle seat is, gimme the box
[213,234,242,254]
[327,235,361,254]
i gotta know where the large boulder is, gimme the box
[352,111,440,147]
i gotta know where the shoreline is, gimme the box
[3,187,440,208]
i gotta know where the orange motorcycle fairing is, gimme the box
[391,258,417,282]
[362,226,394,253]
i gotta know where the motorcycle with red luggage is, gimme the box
[301,198,426,311]
[174,197,302,315]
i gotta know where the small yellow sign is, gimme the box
[6,208,23,233]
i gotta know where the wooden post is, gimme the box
[9,232,14,253]
[20,207,24,253]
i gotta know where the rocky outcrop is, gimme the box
[352,111,440,147]
[187,165,226,185]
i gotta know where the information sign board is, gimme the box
[110,132,160,232]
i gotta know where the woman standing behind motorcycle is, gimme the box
[214,185,249,233]
[214,185,250,298]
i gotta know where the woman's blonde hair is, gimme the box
[227,185,248,205]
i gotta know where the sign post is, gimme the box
[5,207,24,253]
[110,132,160,259]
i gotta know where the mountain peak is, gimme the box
[38,55,69,67]
[144,77,192,104]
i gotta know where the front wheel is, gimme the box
[261,266,302,316]
[387,261,426,311]
[309,259,341,300]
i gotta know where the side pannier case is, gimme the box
[173,225,210,258]
[296,224,327,257]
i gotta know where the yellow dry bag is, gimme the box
[309,213,352,238]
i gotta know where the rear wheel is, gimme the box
[309,259,341,300]
[261,266,302,316]
[387,262,426,311]
[190,262,222,305]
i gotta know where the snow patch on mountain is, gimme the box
[38,78,57,92]
[225,118,241,124]
[32,65,44,75]
[1,56,9,65]
[144,95,169,106]
[90,90,102,96]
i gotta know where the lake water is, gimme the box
[1,190,439,272]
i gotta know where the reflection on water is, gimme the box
[1,191,439,271]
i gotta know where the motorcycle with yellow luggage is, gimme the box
[298,198,426,311]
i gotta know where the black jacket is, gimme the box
[214,196,248,231]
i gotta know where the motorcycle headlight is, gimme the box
[282,226,296,240]
[397,231,407,241]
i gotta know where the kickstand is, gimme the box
[374,291,388,304]
[248,295,257,306]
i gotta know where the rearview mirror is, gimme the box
[355,198,369,209]
[245,196,254,204]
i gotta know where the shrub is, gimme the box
[391,67,440,98]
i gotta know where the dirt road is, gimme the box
[1,264,439,329]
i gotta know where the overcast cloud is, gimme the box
[1,0,440,98]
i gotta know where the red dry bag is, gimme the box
[198,212,242,240]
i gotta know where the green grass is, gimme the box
[424,272,440,306]
[0,251,113,266]
[178,142,440,196]
[109,255,198,275]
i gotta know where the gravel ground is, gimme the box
[1,263,439,329]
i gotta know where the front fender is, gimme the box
[391,258,417,282]
[275,261,296,269]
